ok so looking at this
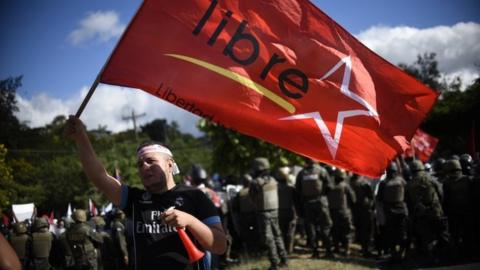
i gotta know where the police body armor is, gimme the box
[32,231,53,258]
[383,176,405,203]
[445,174,471,210]
[328,182,348,210]
[251,175,279,211]
[65,223,97,269]
[300,165,327,197]
[409,172,442,218]
[10,233,30,260]
[278,183,295,211]
[238,188,255,213]
[351,177,371,207]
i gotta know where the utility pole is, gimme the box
[122,109,146,142]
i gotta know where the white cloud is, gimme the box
[15,85,203,136]
[68,10,125,46]
[356,22,480,86]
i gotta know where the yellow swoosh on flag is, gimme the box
[165,54,296,114]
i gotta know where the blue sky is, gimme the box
[1,0,479,135]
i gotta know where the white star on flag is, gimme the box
[280,56,379,159]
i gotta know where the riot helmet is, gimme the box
[72,209,87,223]
[410,160,425,172]
[13,222,28,234]
[252,157,270,174]
[33,217,49,231]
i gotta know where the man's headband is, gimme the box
[137,144,180,175]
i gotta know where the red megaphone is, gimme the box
[177,227,205,263]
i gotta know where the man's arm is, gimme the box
[162,209,227,254]
[66,115,122,205]
[0,234,21,270]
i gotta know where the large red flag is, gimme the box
[404,129,439,162]
[100,0,438,177]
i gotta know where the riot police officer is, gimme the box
[405,160,444,260]
[295,158,334,258]
[442,159,474,260]
[249,157,288,270]
[232,174,259,257]
[275,167,297,254]
[59,209,101,270]
[110,210,128,270]
[350,174,375,257]
[8,221,31,269]
[376,162,408,261]
[327,169,356,256]
[30,217,55,270]
[91,216,114,270]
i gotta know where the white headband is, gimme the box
[137,144,180,175]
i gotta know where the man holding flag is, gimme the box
[66,117,226,270]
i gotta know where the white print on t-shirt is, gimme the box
[136,220,177,235]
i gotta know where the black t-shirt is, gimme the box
[120,184,220,270]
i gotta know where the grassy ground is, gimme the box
[225,244,379,270]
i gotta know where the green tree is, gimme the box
[0,144,16,212]
[399,53,479,157]
[422,80,480,157]
[399,52,446,92]
[198,120,303,177]
[142,119,168,143]
[0,76,25,148]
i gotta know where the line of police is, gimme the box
[2,209,128,270]
[225,154,479,269]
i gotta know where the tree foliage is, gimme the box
[198,120,304,178]
[399,53,479,158]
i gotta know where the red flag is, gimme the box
[89,199,98,217]
[404,129,439,162]
[49,211,54,224]
[100,0,438,177]
[2,214,9,226]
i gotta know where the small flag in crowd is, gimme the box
[404,129,439,162]
[89,198,98,216]
[67,203,72,218]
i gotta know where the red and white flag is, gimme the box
[89,199,98,217]
[100,0,438,177]
[49,211,55,224]
[404,129,439,162]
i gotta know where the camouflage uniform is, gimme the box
[59,209,101,270]
[91,216,116,270]
[30,217,55,270]
[295,160,333,258]
[405,160,445,258]
[350,174,374,257]
[110,210,128,270]
[232,174,260,256]
[8,222,31,269]
[327,170,356,256]
[249,158,288,270]
[376,162,408,260]
[276,167,297,254]
[442,159,475,259]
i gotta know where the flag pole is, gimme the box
[74,1,145,118]
[75,74,101,117]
